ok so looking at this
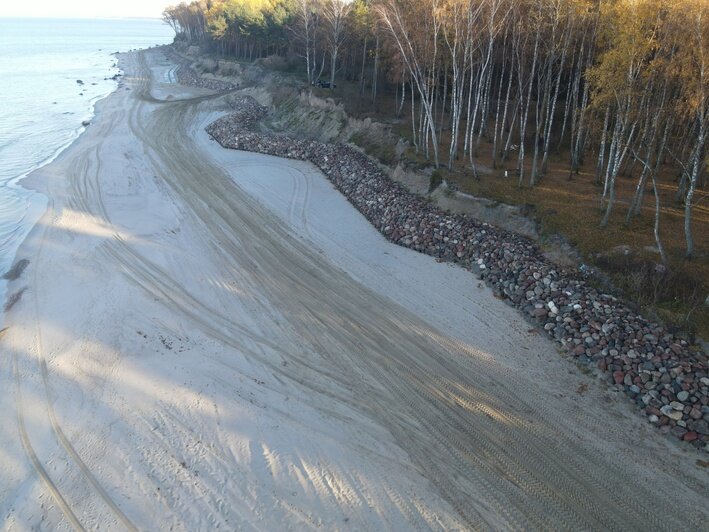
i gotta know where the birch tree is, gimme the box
[588,0,662,227]
[292,0,321,83]
[322,0,351,90]
[377,0,442,167]
[673,0,708,257]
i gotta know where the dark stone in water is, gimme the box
[2,258,29,281]
[4,287,27,312]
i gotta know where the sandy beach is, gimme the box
[0,49,707,530]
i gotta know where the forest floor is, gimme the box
[308,77,709,342]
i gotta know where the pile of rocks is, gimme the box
[206,95,708,448]
[226,96,267,126]
[164,49,237,92]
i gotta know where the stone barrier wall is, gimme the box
[165,49,238,92]
[204,94,708,448]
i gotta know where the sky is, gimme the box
[0,0,170,19]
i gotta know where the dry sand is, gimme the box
[0,49,707,531]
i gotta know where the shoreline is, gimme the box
[0,58,125,326]
[0,13,175,321]
[16,61,122,193]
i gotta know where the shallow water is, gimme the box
[0,17,174,309]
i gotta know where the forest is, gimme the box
[163,0,708,331]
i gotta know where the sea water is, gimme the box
[0,17,174,312]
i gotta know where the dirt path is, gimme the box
[0,49,706,530]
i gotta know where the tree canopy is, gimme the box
[163,0,708,258]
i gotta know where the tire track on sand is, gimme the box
[46,96,138,531]
[13,54,142,531]
[12,348,85,532]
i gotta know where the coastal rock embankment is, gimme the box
[204,94,708,448]
[168,48,237,92]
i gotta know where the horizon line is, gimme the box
[0,15,165,21]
